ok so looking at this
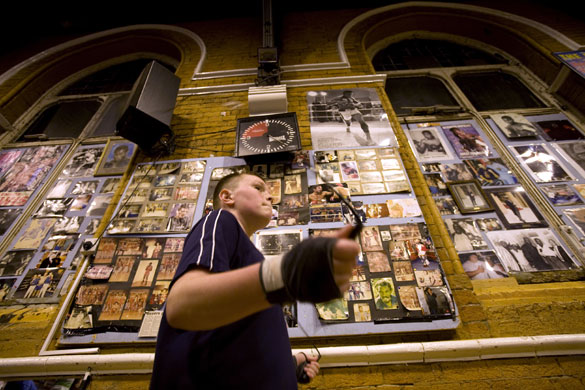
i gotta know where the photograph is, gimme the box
[347,281,372,301]
[131,260,158,287]
[357,159,378,171]
[447,180,493,214]
[389,240,411,261]
[438,163,474,182]
[434,197,460,215]
[14,267,65,300]
[75,284,108,306]
[94,140,137,176]
[442,124,491,158]
[13,218,56,249]
[164,237,185,253]
[36,251,66,269]
[536,119,584,141]
[141,203,170,218]
[95,238,117,264]
[414,269,444,287]
[153,175,177,188]
[563,207,585,237]
[371,277,398,310]
[0,149,24,179]
[283,174,302,194]
[0,250,34,276]
[109,256,136,282]
[362,182,388,194]
[360,226,384,251]
[339,161,360,181]
[398,286,422,311]
[389,223,422,241]
[365,251,391,273]
[71,180,98,195]
[182,160,206,173]
[0,209,22,236]
[100,178,121,193]
[365,203,389,219]
[35,198,73,217]
[118,204,141,219]
[158,162,181,175]
[63,306,93,330]
[116,238,144,255]
[46,179,72,199]
[353,303,372,322]
[148,281,170,310]
[62,147,103,177]
[486,228,577,272]
[484,187,547,229]
[84,265,113,280]
[167,203,196,232]
[422,287,454,316]
[256,229,303,256]
[157,253,181,280]
[393,261,415,281]
[315,298,348,321]
[149,188,173,202]
[444,218,488,252]
[174,186,200,201]
[70,194,92,212]
[266,179,282,204]
[555,141,585,177]
[406,127,453,162]
[106,219,136,235]
[459,251,508,280]
[463,158,519,186]
[475,217,503,231]
[512,144,573,182]
[540,184,582,206]
[307,88,397,149]
[424,173,449,197]
[491,113,539,139]
[143,238,165,259]
[386,198,422,218]
[121,289,149,321]
[98,289,128,321]
[86,194,113,216]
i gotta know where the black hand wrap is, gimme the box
[259,237,340,304]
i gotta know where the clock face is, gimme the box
[236,113,301,157]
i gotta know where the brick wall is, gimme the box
[1,2,585,389]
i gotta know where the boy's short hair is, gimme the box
[212,172,264,210]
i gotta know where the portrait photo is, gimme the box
[563,207,585,237]
[555,141,585,177]
[442,124,491,158]
[406,127,453,162]
[365,251,391,273]
[353,303,372,322]
[398,285,422,311]
[62,147,103,177]
[438,163,474,183]
[360,226,384,251]
[491,113,539,139]
[371,277,398,310]
[94,140,137,176]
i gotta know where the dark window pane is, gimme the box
[373,39,507,71]
[58,59,175,96]
[385,76,460,116]
[88,95,129,137]
[453,72,546,111]
[19,100,101,141]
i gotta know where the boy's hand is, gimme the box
[259,224,361,304]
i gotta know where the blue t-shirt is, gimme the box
[150,209,297,390]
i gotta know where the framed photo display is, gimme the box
[484,187,547,229]
[446,180,493,214]
[95,140,137,176]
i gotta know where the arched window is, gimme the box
[16,59,176,142]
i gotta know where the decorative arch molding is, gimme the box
[0,25,205,123]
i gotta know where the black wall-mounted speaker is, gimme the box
[116,61,180,157]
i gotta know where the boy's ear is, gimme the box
[218,188,234,206]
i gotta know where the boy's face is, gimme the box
[228,174,273,229]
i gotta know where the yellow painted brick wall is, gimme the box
[1,2,585,389]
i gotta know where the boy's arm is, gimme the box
[166,225,359,331]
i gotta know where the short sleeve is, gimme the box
[171,210,239,287]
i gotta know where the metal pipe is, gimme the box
[1,334,584,379]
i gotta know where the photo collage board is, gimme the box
[0,143,127,305]
[0,145,70,243]
[107,160,206,235]
[403,114,582,282]
[249,147,455,326]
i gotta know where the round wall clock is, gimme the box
[235,112,301,157]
